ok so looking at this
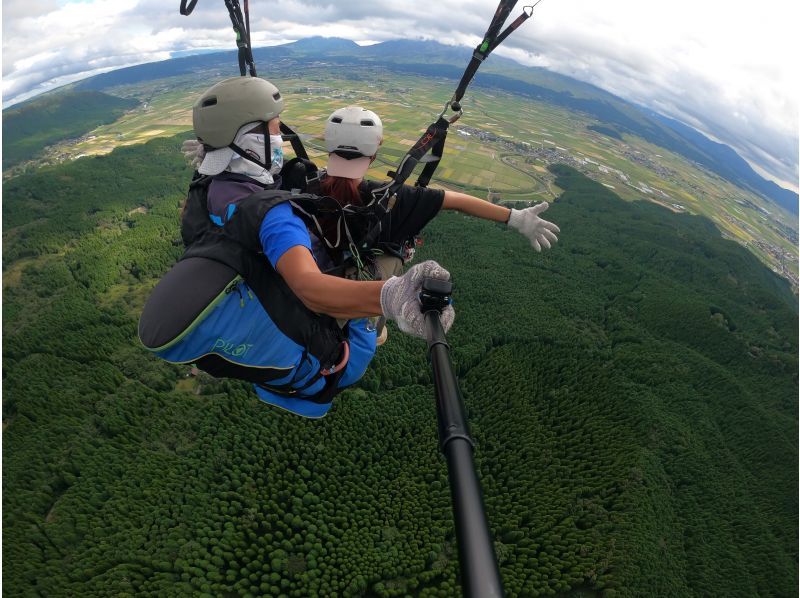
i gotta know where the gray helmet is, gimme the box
[192,76,284,148]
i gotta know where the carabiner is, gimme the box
[437,99,464,123]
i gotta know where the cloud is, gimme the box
[493,0,800,188]
[2,0,798,188]
[1,0,58,21]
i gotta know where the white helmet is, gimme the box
[325,106,383,179]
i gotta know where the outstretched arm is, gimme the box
[441,190,560,252]
[442,190,511,223]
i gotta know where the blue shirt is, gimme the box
[259,203,312,268]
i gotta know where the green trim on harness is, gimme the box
[140,274,244,353]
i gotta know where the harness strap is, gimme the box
[179,0,198,14]
[223,0,256,76]
[452,0,518,105]
[320,341,349,376]
[289,198,343,250]
[489,5,536,52]
[243,0,253,64]
[257,366,345,405]
[414,124,448,188]
[370,117,450,203]
[256,340,349,405]
[279,122,310,161]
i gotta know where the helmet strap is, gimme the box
[228,139,271,171]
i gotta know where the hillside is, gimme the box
[2,132,796,596]
[2,90,138,171]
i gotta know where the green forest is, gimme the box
[2,90,138,170]
[2,135,797,596]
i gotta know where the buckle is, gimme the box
[320,341,349,376]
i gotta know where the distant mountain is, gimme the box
[357,39,470,62]
[645,110,799,216]
[170,48,222,59]
[2,90,138,170]
[63,37,797,215]
[73,51,237,90]
[282,36,361,53]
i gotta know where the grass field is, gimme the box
[30,67,798,285]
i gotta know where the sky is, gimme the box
[2,0,799,191]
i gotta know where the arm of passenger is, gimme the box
[442,190,512,223]
[276,246,384,319]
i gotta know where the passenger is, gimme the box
[318,106,561,343]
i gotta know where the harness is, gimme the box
[142,174,368,405]
[285,169,418,278]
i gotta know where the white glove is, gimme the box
[181,139,206,169]
[380,260,455,338]
[507,203,560,251]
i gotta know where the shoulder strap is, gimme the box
[181,174,214,247]
[279,122,309,161]
[223,188,347,253]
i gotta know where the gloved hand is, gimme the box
[181,139,206,169]
[380,260,455,338]
[507,203,560,251]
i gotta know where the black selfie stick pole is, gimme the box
[420,277,504,598]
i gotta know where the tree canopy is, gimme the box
[3,139,797,596]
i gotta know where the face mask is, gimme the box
[228,132,273,185]
[269,134,284,175]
